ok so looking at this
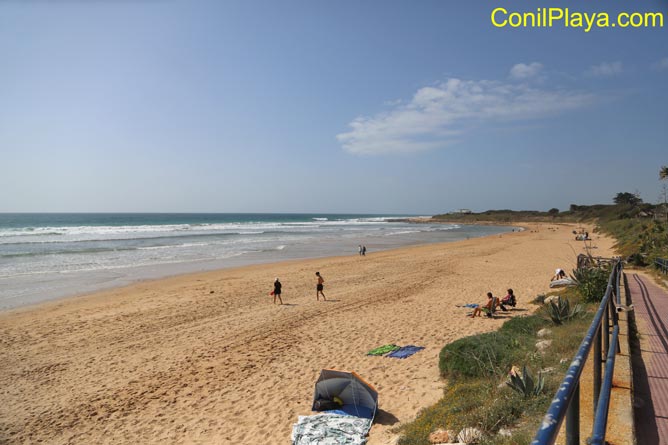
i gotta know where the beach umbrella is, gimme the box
[312,369,378,420]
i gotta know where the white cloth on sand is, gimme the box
[292,413,372,445]
[549,278,577,288]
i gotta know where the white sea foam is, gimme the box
[0,217,411,244]
[385,230,422,236]
[0,218,513,309]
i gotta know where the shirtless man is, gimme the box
[315,272,326,301]
[470,292,496,318]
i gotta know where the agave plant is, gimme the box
[547,296,583,325]
[506,365,545,397]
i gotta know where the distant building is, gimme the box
[457,209,473,214]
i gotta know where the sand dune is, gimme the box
[0,223,614,444]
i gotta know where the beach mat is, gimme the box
[386,345,425,359]
[292,413,371,445]
[549,278,577,288]
[366,344,400,356]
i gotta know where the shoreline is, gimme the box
[0,233,508,316]
[0,222,514,313]
[0,222,614,444]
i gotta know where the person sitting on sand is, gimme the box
[551,268,567,281]
[315,272,326,301]
[500,288,516,310]
[470,292,497,318]
[273,278,283,305]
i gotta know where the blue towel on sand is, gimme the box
[386,345,425,359]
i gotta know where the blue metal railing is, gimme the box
[532,260,623,445]
[656,258,668,274]
[590,325,619,443]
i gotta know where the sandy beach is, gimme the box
[0,222,615,444]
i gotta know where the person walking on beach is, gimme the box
[315,272,326,301]
[362,245,366,256]
[358,245,363,256]
[273,278,283,305]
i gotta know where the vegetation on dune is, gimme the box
[397,285,603,444]
[545,296,583,325]
[506,365,545,398]
[573,266,610,302]
[420,262,621,443]
[433,186,668,270]
[395,166,667,444]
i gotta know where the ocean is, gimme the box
[0,213,513,310]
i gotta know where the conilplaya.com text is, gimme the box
[491,7,664,32]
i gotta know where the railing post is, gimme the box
[533,260,622,445]
[603,299,610,357]
[590,325,620,445]
[566,383,580,445]
[613,265,621,353]
[593,325,601,414]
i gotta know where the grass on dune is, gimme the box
[396,288,594,445]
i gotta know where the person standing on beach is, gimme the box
[273,278,283,305]
[362,245,366,256]
[315,272,326,301]
[358,245,363,256]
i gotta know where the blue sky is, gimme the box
[1,0,666,214]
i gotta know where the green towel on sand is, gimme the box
[367,344,401,356]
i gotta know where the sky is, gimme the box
[0,0,667,214]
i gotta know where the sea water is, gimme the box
[0,213,512,309]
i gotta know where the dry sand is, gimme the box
[0,223,615,444]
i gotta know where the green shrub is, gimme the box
[628,252,647,267]
[500,315,546,336]
[397,380,489,445]
[465,389,526,433]
[403,310,592,445]
[440,316,550,380]
[573,267,610,303]
[439,332,516,379]
[397,380,533,444]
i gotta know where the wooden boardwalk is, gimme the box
[628,273,668,444]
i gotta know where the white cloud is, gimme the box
[586,61,623,77]
[509,62,544,80]
[337,77,594,156]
